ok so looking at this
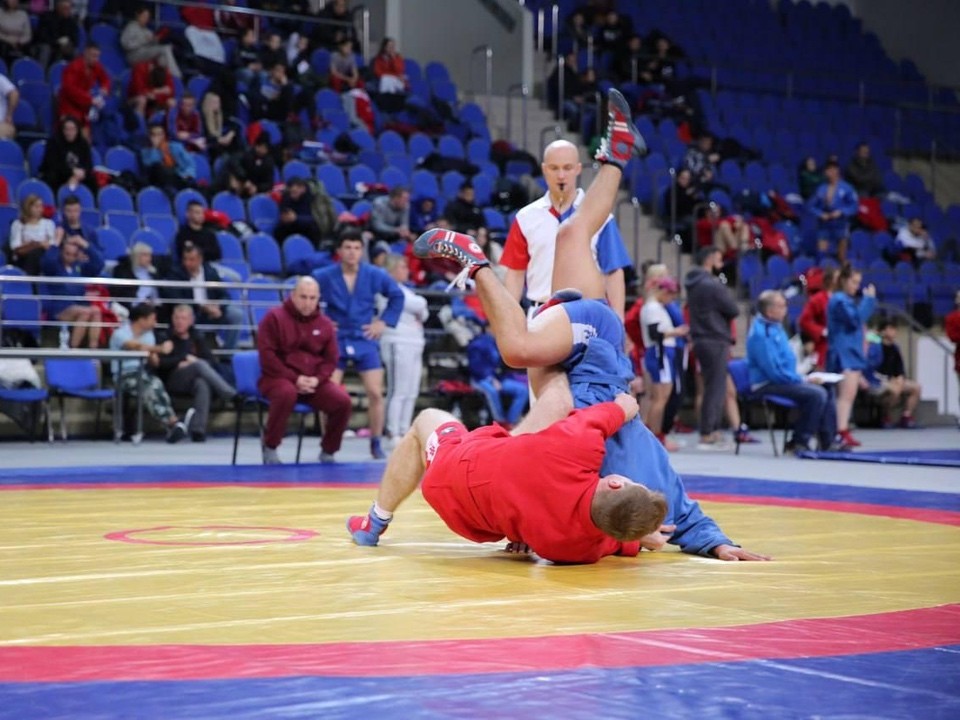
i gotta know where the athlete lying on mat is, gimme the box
[403,89,769,562]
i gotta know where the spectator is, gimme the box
[39,116,95,194]
[409,196,441,235]
[894,217,936,263]
[200,91,241,161]
[378,253,428,442]
[174,200,220,261]
[330,38,362,93]
[696,203,751,257]
[826,263,876,449]
[638,35,676,86]
[547,52,584,131]
[864,319,921,429]
[844,142,884,198]
[684,246,739,450]
[945,290,960,429]
[314,0,355,49]
[257,31,285,72]
[156,304,237,442]
[640,276,688,449]
[39,232,103,348]
[798,266,838,370]
[370,186,414,242]
[797,156,823,200]
[111,241,164,309]
[502,139,632,318]
[108,303,191,443]
[467,326,528,430]
[127,59,176,120]
[276,177,322,246]
[0,0,30,65]
[226,133,275,198]
[35,0,80,69]
[613,34,644,85]
[443,182,486,234]
[162,242,244,349]
[313,229,405,459]
[597,10,633,54]
[372,37,408,94]
[683,133,720,190]
[233,27,264,85]
[807,160,858,262]
[8,194,56,275]
[58,43,111,136]
[250,61,296,122]
[55,195,96,250]
[168,91,206,154]
[258,276,352,464]
[0,69,16,139]
[474,227,505,282]
[747,289,840,452]
[140,122,196,197]
[120,3,182,78]
[563,10,592,50]
[666,167,703,253]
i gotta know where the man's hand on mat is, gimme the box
[640,524,675,552]
[712,544,773,562]
[504,541,532,555]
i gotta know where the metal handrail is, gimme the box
[470,45,494,120]
[352,5,371,61]
[506,82,530,151]
[550,3,559,61]
[144,0,354,32]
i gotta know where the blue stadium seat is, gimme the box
[408,133,434,161]
[16,81,50,121]
[98,185,135,213]
[248,194,279,234]
[105,211,140,242]
[472,173,492,206]
[383,152,413,178]
[424,61,451,84]
[441,170,465,201]
[212,191,247,223]
[216,231,244,261]
[350,199,372,217]
[357,149,384,175]
[348,128,376,152]
[11,57,44,84]
[282,160,312,183]
[57,183,95,209]
[137,187,172,216]
[47,59,67,88]
[483,208,506,232]
[466,137,491,165]
[410,169,439,200]
[315,163,349,199]
[17,178,55,207]
[282,235,314,273]
[347,164,377,192]
[105,146,139,175]
[247,233,283,276]
[310,49,331,76]
[377,130,405,156]
[0,296,41,342]
[380,166,408,190]
[192,154,211,185]
[141,214,177,251]
[0,139,24,166]
[129,227,169,256]
[187,75,211,100]
[404,58,422,84]
[438,135,465,159]
[94,227,128,262]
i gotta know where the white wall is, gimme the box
[382,0,533,97]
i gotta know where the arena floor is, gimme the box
[0,427,958,719]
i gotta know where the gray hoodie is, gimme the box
[683,266,740,344]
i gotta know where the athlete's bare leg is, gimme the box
[510,369,572,435]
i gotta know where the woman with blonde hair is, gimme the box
[8,194,56,275]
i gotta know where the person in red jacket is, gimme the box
[57,43,111,134]
[127,59,175,120]
[945,290,960,428]
[372,37,408,93]
[798,266,838,371]
[347,378,667,564]
[257,276,353,465]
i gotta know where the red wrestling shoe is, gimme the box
[413,228,489,290]
[837,429,862,448]
[594,88,647,170]
[346,505,390,546]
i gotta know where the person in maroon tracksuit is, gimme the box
[257,276,353,464]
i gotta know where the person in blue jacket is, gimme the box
[314,228,405,458]
[747,290,839,452]
[467,327,529,429]
[806,160,858,262]
[415,89,770,562]
[39,236,105,349]
[827,262,877,448]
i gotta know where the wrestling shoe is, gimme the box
[594,88,646,170]
[347,505,390,546]
[371,437,386,460]
[413,228,489,291]
[837,429,861,448]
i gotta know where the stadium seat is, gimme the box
[347,164,377,191]
[483,208,507,232]
[247,233,283,275]
[438,135,465,159]
[141,215,177,251]
[105,211,140,242]
[377,130,405,156]
[56,183,95,209]
[410,169,439,200]
[248,194,279,234]
[105,146,139,175]
[11,57,44,84]
[216,231,244,261]
[282,234,314,273]
[137,187,172,216]
[408,133,434,161]
[130,227,169,256]
[380,166,408,190]
[441,170,465,201]
[315,164,349,199]
[212,191,247,223]
[94,227,128,262]
[17,178,54,207]
[282,160,312,183]
[44,359,115,441]
[98,185,135,213]
[729,358,796,457]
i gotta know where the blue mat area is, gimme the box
[2,646,958,720]
[798,448,960,468]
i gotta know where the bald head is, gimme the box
[542,140,582,204]
[290,276,320,316]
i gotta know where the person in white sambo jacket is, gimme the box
[379,253,429,440]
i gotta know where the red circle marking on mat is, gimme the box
[103,525,318,546]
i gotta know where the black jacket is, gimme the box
[683,266,739,344]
